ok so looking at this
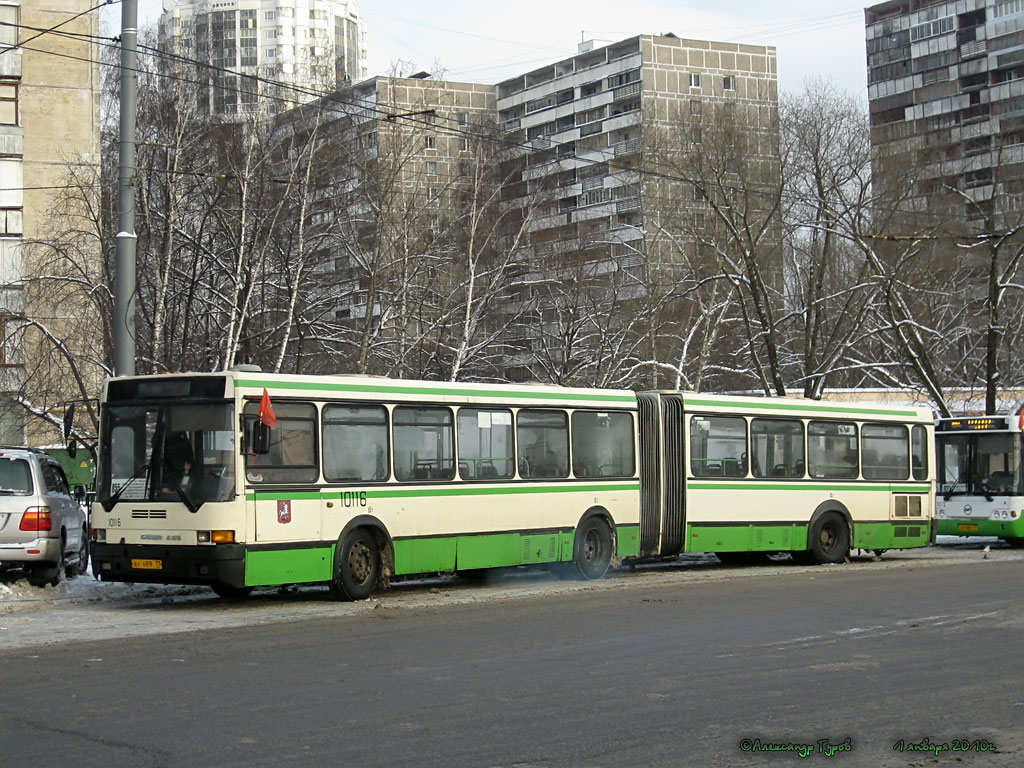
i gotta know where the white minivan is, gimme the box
[0,448,89,586]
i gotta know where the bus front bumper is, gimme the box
[91,542,247,588]
[936,516,1024,539]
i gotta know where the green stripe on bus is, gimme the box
[687,482,930,492]
[686,520,930,553]
[688,522,807,552]
[240,524,641,582]
[245,546,332,586]
[247,482,640,501]
[236,378,637,404]
[683,398,921,418]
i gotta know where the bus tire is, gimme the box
[330,528,381,601]
[1005,537,1024,548]
[807,511,850,564]
[572,516,613,580]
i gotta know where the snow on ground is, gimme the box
[1,537,1020,649]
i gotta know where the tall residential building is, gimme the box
[271,75,499,375]
[495,35,778,378]
[160,0,368,117]
[0,0,102,444]
[866,0,1024,219]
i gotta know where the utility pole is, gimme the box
[114,0,138,376]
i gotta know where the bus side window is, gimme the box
[393,406,455,482]
[571,411,635,478]
[808,421,858,479]
[690,415,747,478]
[911,425,928,481]
[517,410,569,479]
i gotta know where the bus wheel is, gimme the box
[808,512,850,564]
[330,528,381,601]
[573,517,613,580]
[212,584,254,600]
[1005,537,1024,548]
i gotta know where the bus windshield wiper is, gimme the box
[103,462,150,512]
[174,477,201,514]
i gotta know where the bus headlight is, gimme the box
[197,530,235,544]
[92,528,106,543]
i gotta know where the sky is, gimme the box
[120,0,877,100]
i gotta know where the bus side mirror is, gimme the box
[73,484,87,502]
[252,422,271,454]
[63,403,75,439]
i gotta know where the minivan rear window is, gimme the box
[0,458,33,495]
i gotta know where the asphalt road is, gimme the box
[1,555,1022,768]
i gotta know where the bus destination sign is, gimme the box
[937,416,1010,431]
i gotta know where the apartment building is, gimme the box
[0,1,102,445]
[160,0,367,116]
[866,0,1024,220]
[272,75,498,374]
[495,35,778,377]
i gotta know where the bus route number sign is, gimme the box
[938,417,1009,432]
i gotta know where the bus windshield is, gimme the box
[99,402,236,508]
[937,432,1023,498]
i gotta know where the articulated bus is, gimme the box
[935,415,1024,547]
[90,371,936,599]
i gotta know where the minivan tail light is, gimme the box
[20,507,52,531]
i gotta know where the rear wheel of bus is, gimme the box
[807,511,850,564]
[330,528,381,601]
[572,516,614,580]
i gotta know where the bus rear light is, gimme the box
[211,530,235,543]
[20,507,52,531]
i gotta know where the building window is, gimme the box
[265,29,277,39]
[456,111,468,126]
[689,72,701,88]
[427,187,439,201]
[723,75,736,90]
[0,5,17,47]
[426,161,437,175]
[690,99,702,116]
[460,137,470,151]
[0,81,17,125]
[265,48,276,59]
[265,10,276,21]
[424,135,436,150]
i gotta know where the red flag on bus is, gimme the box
[258,388,277,427]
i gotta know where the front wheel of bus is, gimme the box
[330,529,381,601]
[573,517,613,580]
[808,512,850,564]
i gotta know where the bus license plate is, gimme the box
[958,524,979,532]
[131,558,163,570]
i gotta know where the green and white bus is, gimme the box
[90,371,936,599]
[935,415,1024,546]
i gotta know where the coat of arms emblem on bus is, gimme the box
[278,499,292,524]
